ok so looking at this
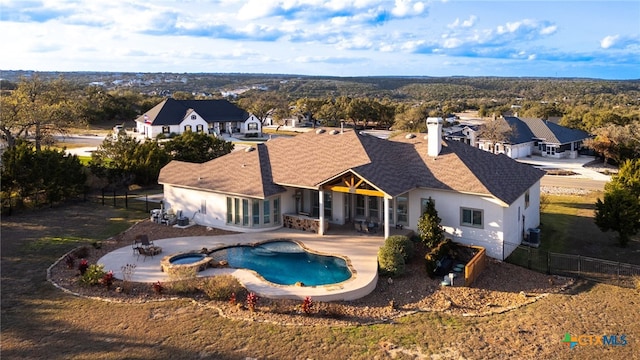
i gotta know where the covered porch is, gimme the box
[290,171,408,239]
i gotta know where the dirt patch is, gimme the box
[48,220,573,326]
[544,169,578,176]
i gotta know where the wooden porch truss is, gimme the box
[322,173,384,197]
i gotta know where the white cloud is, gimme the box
[237,0,279,20]
[497,21,523,34]
[442,37,462,49]
[400,39,426,51]
[379,43,395,52]
[449,15,476,28]
[600,35,619,49]
[540,25,557,35]
[336,35,374,50]
[391,0,426,17]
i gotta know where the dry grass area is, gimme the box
[2,202,639,359]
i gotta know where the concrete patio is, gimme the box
[98,227,388,301]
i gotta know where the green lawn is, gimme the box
[538,192,639,264]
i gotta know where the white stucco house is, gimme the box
[446,116,592,159]
[158,118,545,260]
[134,98,261,139]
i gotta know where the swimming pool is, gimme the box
[209,240,352,286]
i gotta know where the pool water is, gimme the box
[170,253,206,265]
[210,240,351,286]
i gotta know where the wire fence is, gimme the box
[505,243,640,288]
[1,189,162,216]
[85,189,162,214]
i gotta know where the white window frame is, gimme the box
[461,207,483,228]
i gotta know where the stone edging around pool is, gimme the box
[160,252,214,275]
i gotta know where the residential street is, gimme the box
[518,155,611,192]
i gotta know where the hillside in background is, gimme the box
[2,70,639,104]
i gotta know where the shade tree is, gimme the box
[594,159,640,247]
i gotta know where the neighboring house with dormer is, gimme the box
[448,116,592,159]
[158,118,545,260]
[134,98,261,139]
[445,124,479,146]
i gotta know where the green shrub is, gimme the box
[378,245,405,277]
[81,264,107,286]
[384,235,415,261]
[417,197,445,248]
[424,239,454,278]
[201,275,245,301]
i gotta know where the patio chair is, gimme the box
[363,218,377,234]
[354,221,363,233]
[132,234,154,255]
[133,236,161,262]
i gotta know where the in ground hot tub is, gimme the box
[161,252,212,275]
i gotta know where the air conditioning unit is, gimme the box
[524,228,541,248]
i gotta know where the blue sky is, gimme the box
[1,0,638,79]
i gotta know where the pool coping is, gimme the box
[97,228,386,301]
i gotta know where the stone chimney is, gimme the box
[426,117,443,157]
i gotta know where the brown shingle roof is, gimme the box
[158,145,285,199]
[266,129,371,187]
[159,128,545,205]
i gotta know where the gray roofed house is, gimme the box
[134,98,262,139]
[158,119,545,260]
[459,116,592,159]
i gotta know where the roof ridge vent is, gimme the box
[245,146,255,152]
[405,133,416,139]
[329,129,339,135]
[315,128,326,134]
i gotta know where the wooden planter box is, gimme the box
[463,245,487,286]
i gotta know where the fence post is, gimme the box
[101,188,105,206]
[577,255,581,277]
[547,251,551,275]
[113,190,116,207]
[125,191,128,209]
[618,262,621,285]
[145,194,149,213]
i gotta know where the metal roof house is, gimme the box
[134,98,261,139]
[158,119,545,260]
